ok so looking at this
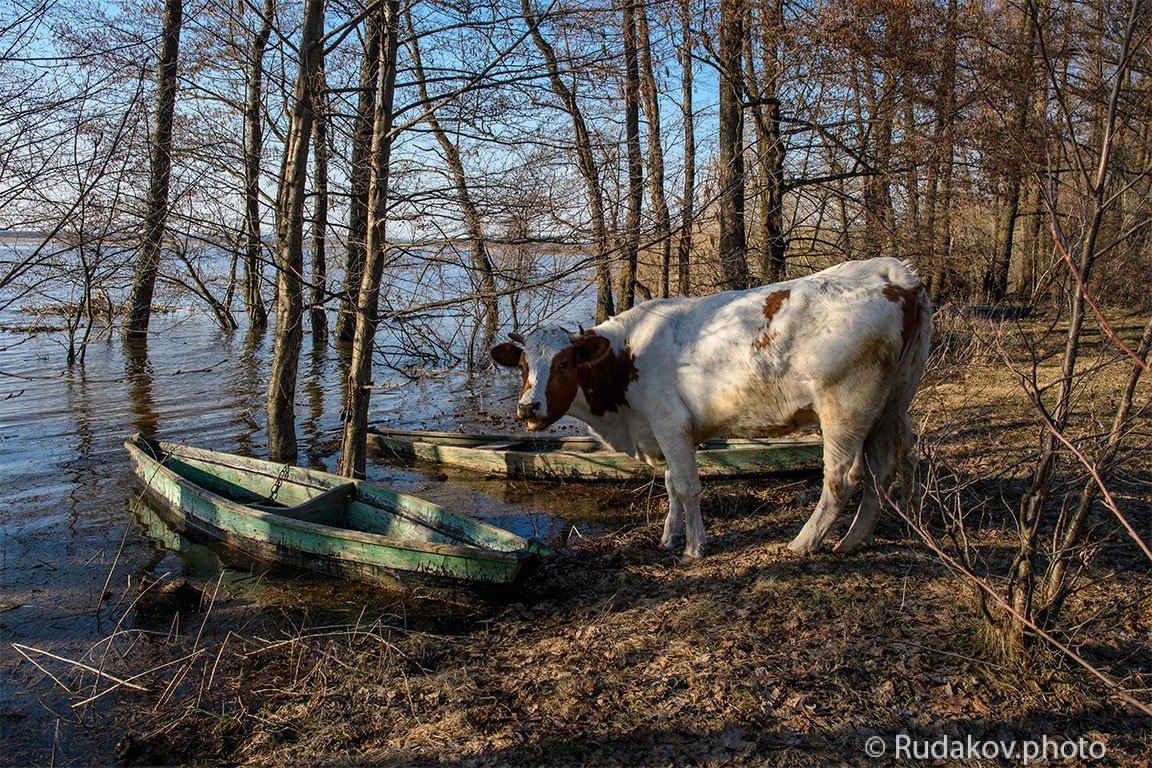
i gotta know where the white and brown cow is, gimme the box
[492,257,932,559]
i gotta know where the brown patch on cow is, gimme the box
[577,343,640,417]
[882,283,921,354]
[754,290,792,350]
[541,348,580,425]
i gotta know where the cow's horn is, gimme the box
[509,332,525,344]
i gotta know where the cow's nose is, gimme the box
[517,401,541,420]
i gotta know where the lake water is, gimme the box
[0,268,631,764]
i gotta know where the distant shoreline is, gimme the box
[0,231,53,244]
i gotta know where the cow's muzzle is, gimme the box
[516,400,542,421]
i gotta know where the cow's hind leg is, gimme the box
[788,426,866,555]
[661,466,685,549]
[835,415,899,553]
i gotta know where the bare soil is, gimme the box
[63,311,1152,765]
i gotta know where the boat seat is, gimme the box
[251,482,355,524]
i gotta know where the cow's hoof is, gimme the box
[661,534,681,551]
[832,536,872,554]
[681,548,704,563]
[787,538,819,555]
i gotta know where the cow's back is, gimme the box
[612,257,926,440]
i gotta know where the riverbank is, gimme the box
[6,308,1151,766]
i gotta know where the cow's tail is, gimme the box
[883,266,932,510]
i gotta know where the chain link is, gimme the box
[265,463,291,504]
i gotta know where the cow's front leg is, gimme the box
[661,466,685,550]
[655,431,704,560]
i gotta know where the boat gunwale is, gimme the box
[368,427,823,454]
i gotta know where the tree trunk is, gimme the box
[123,0,182,339]
[637,0,672,298]
[266,0,324,463]
[676,0,695,295]
[861,71,895,261]
[620,0,642,310]
[241,0,272,333]
[339,0,401,479]
[746,0,785,283]
[408,15,499,350]
[335,10,381,346]
[717,0,748,289]
[992,0,1141,657]
[924,0,957,301]
[986,0,1036,302]
[310,59,330,341]
[522,0,614,320]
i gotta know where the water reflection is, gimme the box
[229,326,266,457]
[301,337,331,470]
[123,337,158,438]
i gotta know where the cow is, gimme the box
[491,257,932,559]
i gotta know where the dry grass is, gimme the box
[46,307,1152,766]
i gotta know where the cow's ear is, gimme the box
[573,334,612,366]
[491,342,523,368]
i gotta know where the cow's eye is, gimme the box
[556,361,569,371]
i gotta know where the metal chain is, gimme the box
[266,463,291,504]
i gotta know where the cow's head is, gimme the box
[491,328,613,431]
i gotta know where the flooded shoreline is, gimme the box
[0,308,626,766]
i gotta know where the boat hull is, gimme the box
[369,428,823,482]
[125,436,548,587]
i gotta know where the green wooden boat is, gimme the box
[368,427,823,482]
[125,434,550,587]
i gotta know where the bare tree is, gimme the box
[676,0,696,295]
[338,0,401,478]
[335,7,380,346]
[745,0,785,282]
[976,0,1151,658]
[266,0,325,463]
[521,0,615,321]
[241,0,274,332]
[407,13,500,350]
[636,0,672,297]
[620,0,643,309]
[310,57,330,340]
[984,0,1039,302]
[717,0,748,289]
[123,0,183,339]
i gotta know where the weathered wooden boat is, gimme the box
[124,434,550,587]
[368,427,823,482]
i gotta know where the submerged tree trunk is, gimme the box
[336,11,381,346]
[310,59,330,341]
[522,0,614,320]
[123,0,183,339]
[408,16,499,350]
[339,0,401,479]
[266,0,324,463]
[241,0,273,333]
[717,0,748,289]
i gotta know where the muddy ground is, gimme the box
[19,311,1152,766]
